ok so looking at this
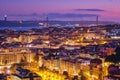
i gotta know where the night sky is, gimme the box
[0,0,120,22]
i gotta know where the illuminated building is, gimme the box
[0,47,35,65]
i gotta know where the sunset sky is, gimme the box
[0,0,120,22]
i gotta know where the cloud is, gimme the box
[74,8,105,12]
[47,13,99,18]
[9,13,42,17]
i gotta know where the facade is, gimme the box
[0,47,35,65]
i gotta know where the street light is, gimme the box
[91,75,94,80]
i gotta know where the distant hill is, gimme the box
[0,20,116,27]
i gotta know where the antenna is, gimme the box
[96,16,98,26]
[46,16,49,27]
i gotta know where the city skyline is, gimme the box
[0,0,120,22]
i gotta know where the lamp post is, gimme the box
[91,75,94,80]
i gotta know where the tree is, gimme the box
[17,57,28,67]
[105,54,120,64]
[105,44,120,64]
[20,58,25,63]
[33,54,39,62]
[20,54,27,63]
[115,44,120,56]
[78,70,87,80]
[90,58,102,67]
[4,60,8,65]
[72,75,78,80]
[63,71,69,77]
